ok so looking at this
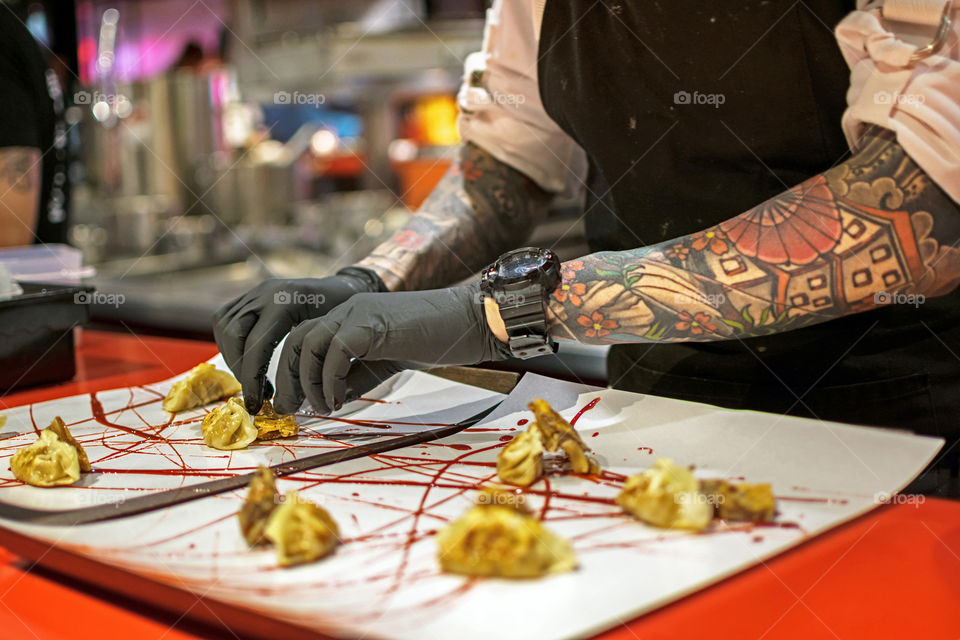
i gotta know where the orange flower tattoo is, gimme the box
[690,228,728,255]
[577,311,618,338]
[555,261,587,306]
[674,311,717,335]
[555,281,586,306]
[665,243,689,260]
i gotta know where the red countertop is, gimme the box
[1,329,958,639]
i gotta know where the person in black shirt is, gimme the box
[0,9,68,246]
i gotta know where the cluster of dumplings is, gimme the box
[164,363,299,450]
[440,401,779,580]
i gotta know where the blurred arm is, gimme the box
[0,147,40,247]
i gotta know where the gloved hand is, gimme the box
[212,267,386,414]
[273,283,511,415]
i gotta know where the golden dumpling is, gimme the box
[617,458,712,531]
[10,429,81,487]
[163,363,241,412]
[238,466,280,546]
[46,416,90,473]
[528,398,601,475]
[254,399,299,440]
[700,479,777,523]
[496,430,543,487]
[201,397,257,450]
[436,489,576,579]
[264,490,340,567]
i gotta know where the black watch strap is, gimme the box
[494,283,555,358]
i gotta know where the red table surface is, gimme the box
[1,329,958,639]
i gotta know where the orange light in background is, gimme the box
[413,95,459,147]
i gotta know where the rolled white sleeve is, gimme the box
[836,0,960,204]
[456,0,586,196]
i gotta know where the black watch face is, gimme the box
[499,252,543,280]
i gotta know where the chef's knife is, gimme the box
[0,400,502,527]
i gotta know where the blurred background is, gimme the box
[3,0,590,344]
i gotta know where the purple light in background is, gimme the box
[79,0,227,83]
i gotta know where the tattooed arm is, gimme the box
[356,141,552,291]
[0,147,40,247]
[539,127,960,344]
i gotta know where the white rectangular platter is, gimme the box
[0,365,942,640]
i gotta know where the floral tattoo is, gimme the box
[547,128,960,344]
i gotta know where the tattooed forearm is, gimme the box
[356,142,552,291]
[547,127,960,344]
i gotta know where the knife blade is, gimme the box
[0,400,502,527]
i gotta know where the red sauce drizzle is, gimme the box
[90,392,164,441]
[570,397,601,427]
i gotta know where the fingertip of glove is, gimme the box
[243,396,263,415]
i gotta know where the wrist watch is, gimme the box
[480,247,562,359]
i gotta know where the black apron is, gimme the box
[537,0,960,462]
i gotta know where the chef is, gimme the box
[215,1,960,477]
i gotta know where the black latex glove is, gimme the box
[273,283,511,415]
[212,267,386,414]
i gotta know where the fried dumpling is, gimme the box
[10,429,81,487]
[46,416,90,473]
[254,399,299,440]
[700,479,776,523]
[264,490,340,567]
[163,363,241,412]
[617,458,712,531]
[528,398,601,475]
[238,466,279,546]
[436,489,576,579]
[201,397,257,450]
[496,430,543,487]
